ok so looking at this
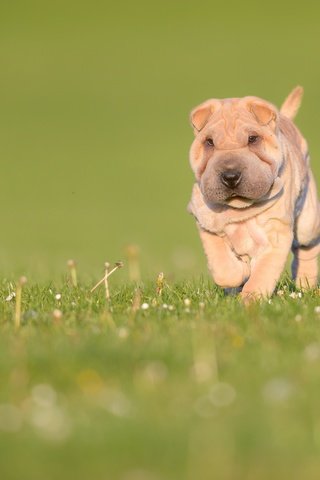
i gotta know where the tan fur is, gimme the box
[188,87,320,301]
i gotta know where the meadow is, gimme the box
[1,0,320,478]
[2,273,320,480]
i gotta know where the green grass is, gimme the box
[1,275,320,480]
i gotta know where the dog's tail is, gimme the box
[280,86,304,120]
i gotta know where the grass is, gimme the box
[1,274,320,479]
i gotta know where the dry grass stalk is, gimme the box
[125,244,140,282]
[132,288,141,313]
[67,259,78,287]
[14,276,27,330]
[90,261,124,294]
[128,287,141,326]
[104,262,110,300]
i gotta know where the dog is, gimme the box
[188,87,320,300]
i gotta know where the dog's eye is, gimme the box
[205,138,214,147]
[248,135,259,144]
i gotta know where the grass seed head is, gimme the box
[156,272,165,295]
[19,276,27,286]
[125,244,139,258]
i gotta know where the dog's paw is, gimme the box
[239,290,263,305]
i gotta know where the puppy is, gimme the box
[188,87,320,300]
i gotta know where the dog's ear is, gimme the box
[190,100,216,133]
[280,86,304,120]
[248,99,278,127]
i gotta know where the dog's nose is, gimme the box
[220,170,242,189]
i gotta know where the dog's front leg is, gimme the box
[241,222,293,301]
[198,226,250,288]
[292,241,320,288]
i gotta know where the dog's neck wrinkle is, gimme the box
[188,172,286,235]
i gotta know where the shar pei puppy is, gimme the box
[188,87,320,300]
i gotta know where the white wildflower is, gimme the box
[5,292,16,302]
[32,384,57,408]
[118,327,129,339]
[289,291,302,299]
[289,292,298,299]
[262,378,294,404]
[141,303,149,310]
[29,384,71,441]
[30,405,71,441]
[143,361,168,385]
[209,382,236,407]
[304,342,320,362]
[99,389,132,417]
[194,395,217,418]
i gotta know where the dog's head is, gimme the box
[189,95,286,208]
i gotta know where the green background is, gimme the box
[0,0,319,280]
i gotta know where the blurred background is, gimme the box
[0,0,319,280]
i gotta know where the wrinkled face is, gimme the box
[189,96,284,208]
